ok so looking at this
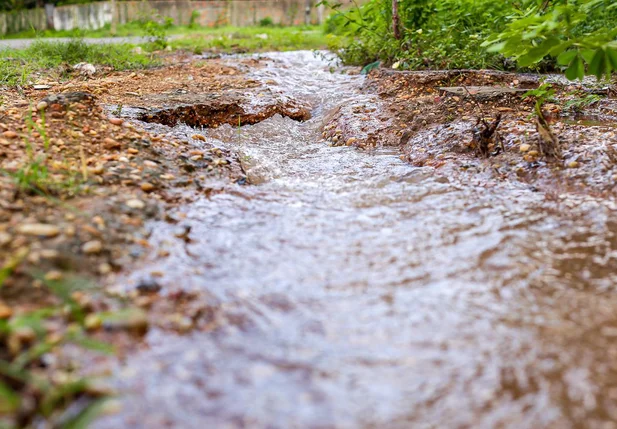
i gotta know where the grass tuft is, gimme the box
[0,39,156,86]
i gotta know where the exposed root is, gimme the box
[470,114,503,157]
[535,103,562,159]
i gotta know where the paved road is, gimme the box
[0,36,153,49]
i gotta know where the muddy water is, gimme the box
[97,52,617,429]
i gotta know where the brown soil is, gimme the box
[325,68,617,198]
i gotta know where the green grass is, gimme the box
[169,26,342,54]
[0,39,156,86]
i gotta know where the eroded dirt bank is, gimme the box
[2,51,617,428]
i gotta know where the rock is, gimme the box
[192,134,206,142]
[0,303,13,319]
[98,263,112,275]
[568,160,579,168]
[109,118,123,126]
[36,101,48,111]
[519,143,531,153]
[44,270,63,281]
[73,62,96,76]
[0,232,11,247]
[17,223,61,237]
[101,309,149,335]
[126,199,145,209]
[103,137,121,149]
[2,131,17,139]
[82,240,103,254]
[90,164,105,175]
[33,84,52,90]
[346,137,357,146]
[136,278,162,294]
[140,182,156,192]
[85,314,102,331]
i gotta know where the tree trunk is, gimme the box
[392,0,400,39]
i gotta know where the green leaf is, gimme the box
[63,398,113,429]
[0,380,20,414]
[565,55,584,81]
[548,40,574,56]
[360,60,380,75]
[589,48,608,79]
[580,49,596,65]
[606,48,617,71]
[518,38,561,67]
[557,49,577,66]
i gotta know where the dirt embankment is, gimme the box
[326,68,617,198]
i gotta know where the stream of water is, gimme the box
[96,51,617,429]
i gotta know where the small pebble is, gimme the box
[0,232,11,247]
[126,199,145,209]
[98,263,112,275]
[136,278,162,294]
[109,118,124,126]
[140,182,155,192]
[44,270,63,281]
[36,101,48,111]
[82,240,103,254]
[568,160,579,168]
[0,303,13,319]
[519,143,531,153]
[2,131,18,139]
[85,314,102,331]
[17,223,61,237]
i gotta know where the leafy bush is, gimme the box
[324,0,617,78]
[259,17,275,27]
[323,0,519,70]
[483,0,617,80]
[139,15,174,50]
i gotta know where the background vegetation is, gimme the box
[324,0,617,78]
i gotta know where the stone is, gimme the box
[519,143,531,153]
[17,223,60,237]
[126,199,145,209]
[0,303,13,319]
[2,131,17,139]
[140,182,155,192]
[82,240,103,254]
[109,118,123,126]
[44,270,63,281]
[136,278,162,294]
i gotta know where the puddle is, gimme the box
[95,52,617,429]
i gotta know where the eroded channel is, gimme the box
[96,52,617,429]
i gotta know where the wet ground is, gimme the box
[86,52,617,428]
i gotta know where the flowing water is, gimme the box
[97,52,617,429]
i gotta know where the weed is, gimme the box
[139,14,174,50]
[188,10,201,29]
[0,273,116,428]
[0,39,156,87]
[563,94,604,113]
[259,17,275,27]
[523,83,557,108]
